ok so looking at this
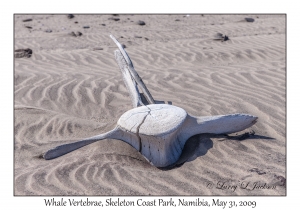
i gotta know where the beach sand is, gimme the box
[14,14,286,195]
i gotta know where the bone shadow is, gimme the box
[159,132,274,171]
[140,93,172,105]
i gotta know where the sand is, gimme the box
[14,14,286,195]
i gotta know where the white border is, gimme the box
[3,1,296,209]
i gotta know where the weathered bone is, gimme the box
[114,49,142,107]
[110,35,155,105]
[43,35,258,167]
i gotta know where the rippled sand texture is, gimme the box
[14,14,286,195]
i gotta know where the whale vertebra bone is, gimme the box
[43,35,258,167]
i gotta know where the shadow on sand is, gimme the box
[159,132,274,170]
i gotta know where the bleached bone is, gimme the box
[43,35,258,168]
[114,49,142,107]
[110,35,155,105]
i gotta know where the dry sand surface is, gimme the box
[14,14,286,196]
